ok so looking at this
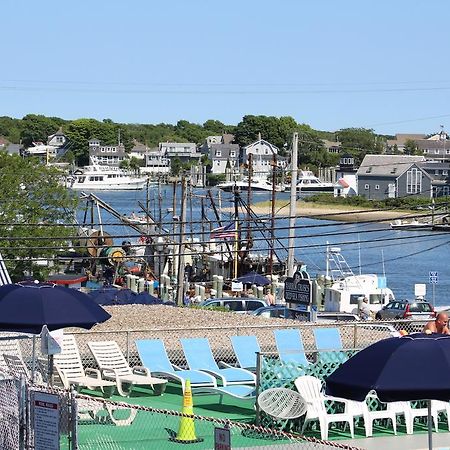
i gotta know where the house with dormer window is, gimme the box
[244,137,287,178]
[88,139,128,166]
[357,155,429,200]
[210,143,240,174]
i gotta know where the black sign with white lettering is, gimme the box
[284,272,312,305]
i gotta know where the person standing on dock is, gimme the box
[265,289,275,306]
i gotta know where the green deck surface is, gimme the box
[61,384,450,449]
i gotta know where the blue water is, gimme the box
[77,188,450,307]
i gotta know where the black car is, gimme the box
[375,300,435,320]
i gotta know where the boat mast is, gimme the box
[176,177,187,306]
[233,189,239,279]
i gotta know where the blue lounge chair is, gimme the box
[135,339,217,392]
[313,328,347,364]
[274,329,310,367]
[192,384,256,403]
[230,335,261,372]
[180,338,256,386]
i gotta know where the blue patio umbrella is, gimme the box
[0,281,111,334]
[236,271,270,286]
[326,333,450,449]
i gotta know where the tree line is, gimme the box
[0,114,390,168]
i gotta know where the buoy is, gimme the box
[168,380,203,444]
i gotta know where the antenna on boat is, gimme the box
[358,234,362,276]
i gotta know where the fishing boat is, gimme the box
[217,178,285,192]
[66,157,148,191]
[297,170,334,192]
[322,246,395,315]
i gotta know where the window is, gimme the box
[364,184,369,190]
[424,149,429,153]
[446,149,450,154]
[406,168,422,194]
[350,294,364,304]
[215,150,221,157]
[443,170,448,175]
[366,167,372,173]
[375,185,380,190]
[435,149,440,154]
[230,151,236,157]
[391,168,397,174]
[369,294,383,305]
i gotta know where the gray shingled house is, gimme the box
[357,155,430,200]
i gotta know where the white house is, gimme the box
[210,143,239,174]
[333,154,358,197]
[244,137,286,178]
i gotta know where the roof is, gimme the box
[337,178,350,188]
[357,155,425,177]
[387,134,426,146]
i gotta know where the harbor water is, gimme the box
[77,188,450,308]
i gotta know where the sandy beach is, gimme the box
[250,200,419,223]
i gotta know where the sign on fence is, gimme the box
[33,392,60,450]
[214,427,231,450]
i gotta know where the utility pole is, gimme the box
[269,152,277,279]
[176,177,187,307]
[287,132,298,277]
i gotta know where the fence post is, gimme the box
[126,331,130,363]
[255,352,262,426]
[70,388,78,450]
[353,323,358,349]
[19,377,26,450]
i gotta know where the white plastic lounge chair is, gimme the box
[274,329,310,367]
[135,339,217,392]
[230,335,260,372]
[87,340,167,397]
[257,387,307,420]
[53,335,115,395]
[294,375,357,440]
[180,338,256,386]
[406,400,449,433]
[77,396,137,426]
[363,393,398,437]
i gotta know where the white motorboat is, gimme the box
[297,170,334,192]
[66,157,148,191]
[217,178,285,192]
[390,218,434,231]
[322,246,395,315]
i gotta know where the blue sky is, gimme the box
[2,0,450,135]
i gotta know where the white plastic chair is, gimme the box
[363,393,398,437]
[257,388,307,420]
[406,400,449,433]
[294,375,355,440]
[54,335,114,394]
[88,340,167,397]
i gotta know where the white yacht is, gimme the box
[322,246,394,315]
[66,157,148,191]
[297,170,333,192]
[217,178,285,192]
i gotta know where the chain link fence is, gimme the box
[0,319,428,449]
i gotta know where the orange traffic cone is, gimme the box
[168,380,203,444]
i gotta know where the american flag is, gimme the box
[210,222,236,240]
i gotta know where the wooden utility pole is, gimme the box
[269,152,277,279]
[287,132,299,277]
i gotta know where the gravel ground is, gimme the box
[92,304,288,332]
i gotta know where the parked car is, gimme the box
[199,297,267,313]
[251,305,291,318]
[375,300,435,320]
[316,312,360,323]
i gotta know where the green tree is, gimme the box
[0,152,78,280]
[170,157,182,176]
[404,139,422,155]
[20,114,66,147]
[234,115,297,149]
[336,127,384,163]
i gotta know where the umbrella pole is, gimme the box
[427,400,433,450]
[31,335,36,383]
